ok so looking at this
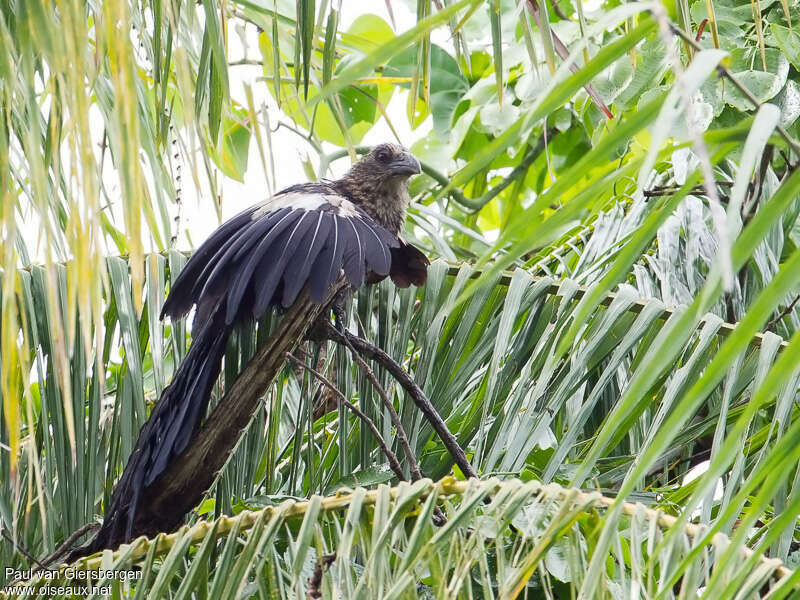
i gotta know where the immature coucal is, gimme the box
[80,144,429,554]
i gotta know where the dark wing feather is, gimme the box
[252,210,318,316]
[160,188,403,327]
[198,209,303,325]
[309,215,344,302]
[282,211,331,306]
[389,241,430,288]
[224,208,303,323]
[160,207,258,319]
[353,218,392,276]
[340,218,366,288]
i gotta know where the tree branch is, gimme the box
[333,328,424,482]
[286,353,407,482]
[319,321,478,479]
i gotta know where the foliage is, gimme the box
[3,0,800,597]
[10,479,797,599]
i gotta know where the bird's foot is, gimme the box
[305,289,350,342]
[331,295,348,335]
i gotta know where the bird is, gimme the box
[79,143,429,555]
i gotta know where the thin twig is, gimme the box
[695,18,708,42]
[333,329,424,482]
[667,21,800,157]
[37,522,100,568]
[549,0,569,21]
[464,133,554,211]
[228,58,266,66]
[273,121,324,155]
[778,149,795,174]
[2,528,46,571]
[321,321,478,480]
[643,182,732,199]
[286,353,406,482]
[525,0,614,120]
[291,349,447,526]
[346,84,403,145]
[765,295,800,331]
[307,551,337,599]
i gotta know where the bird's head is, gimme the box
[334,143,421,233]
[363,143,422,178]
[340,143,421,188]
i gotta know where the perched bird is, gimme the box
[81,144,429,554]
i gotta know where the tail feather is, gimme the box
[146,323,228,483]
[82,306,230,552]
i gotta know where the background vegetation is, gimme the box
[3,0,800,597]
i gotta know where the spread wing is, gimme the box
[161,184,401,327]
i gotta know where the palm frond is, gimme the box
[11,478,793,598]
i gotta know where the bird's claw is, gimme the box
[328,288,351,337]
[332,302,347,335]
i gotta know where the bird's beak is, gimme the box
[389,152,422,176]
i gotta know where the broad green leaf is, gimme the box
[308,0,481,107]
[771,23,800,71]
[384,44,469,135]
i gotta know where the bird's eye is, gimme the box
[376,148,392,163]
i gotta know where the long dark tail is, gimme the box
[74,306,230,556]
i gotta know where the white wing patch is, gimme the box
[324,195,359,217]
[250,191,360,220]
[251,191,328,219]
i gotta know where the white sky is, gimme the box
[16,3,471,260]
[182,1,440,248]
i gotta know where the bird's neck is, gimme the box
[334,172,410,235]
